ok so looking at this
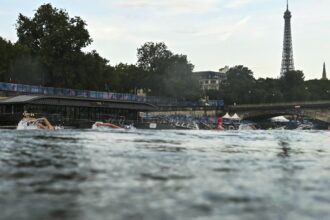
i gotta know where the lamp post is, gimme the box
[304,86,309,101]
[294,105,301,122]
[248,90,252,104]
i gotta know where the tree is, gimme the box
[163,54,200,99]
[0,37,36,83]
[221,65,256,104]
[16,3,93,87]
[74,50,111,90]
[281,70,305,86]
[137,42,172,73]
[280,70,307,101]
[305,79,330,101]
[16,4,92,56]
[112,63,147,93]
[136,42,199,98]
[252,78,284,103]
[10,54,46,85]
[136,42,172,95]
[0,37,14,81]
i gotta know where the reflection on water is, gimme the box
[0,129,329,220]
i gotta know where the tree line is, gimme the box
[205,66,329,105]
[0,4,329,104]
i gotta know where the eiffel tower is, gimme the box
[280,0,295,76]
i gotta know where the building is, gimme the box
[322,62,327,80]
[280,0,295,76]
[193,71,227,91]
[0,81,226,127]
[0,95,157,128]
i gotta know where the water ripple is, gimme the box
[0,129,329,220]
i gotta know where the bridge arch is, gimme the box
[238,110,296,121]
[227,101,330,123]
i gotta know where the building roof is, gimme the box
[0,95,158,111]
[193,71,227,80]
[0,95,40,103]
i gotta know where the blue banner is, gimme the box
[0,82,224,107]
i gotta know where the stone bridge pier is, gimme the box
[227,101,330,124]
[302,109,330,123]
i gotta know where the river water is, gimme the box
[0,129,329,220]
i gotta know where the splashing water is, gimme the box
[16,119,40,130]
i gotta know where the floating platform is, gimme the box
[0,95,157,128]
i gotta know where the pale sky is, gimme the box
[1,0,329,79]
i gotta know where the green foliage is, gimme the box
[216,68,329,105]
[254,78,284,103]
[112,63,147,93]
[0,37,14,81]
[71,50,112,90]
[137,42,172,73]
[0,37,34,83]
[162,54,199,99]
[305,79,330,100]
[10,54,46,85]
[220,65,256,104]
[15,3,96,88]
[280,70,307,101]
[16,3,92,55]
[136,42,200,98]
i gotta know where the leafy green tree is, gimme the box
[281,70,305,86]
[221,65,256,104]
[0,37,38,84]
[16,3,93,87]
[254,78,284,103]
[137,42,172,95]
[136,42,199,98]
[137,42,172,73]
[305,79,330,101]
[112,63,147,93]
[163,54,200,99]
[0,37,14,81]
[280,70,307,101]
[73,50,112,90]
[16,4,92,55]
[10,54,46,85]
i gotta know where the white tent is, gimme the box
[231,113,241,120]
[271,116,289,122]
[223,113,231,119]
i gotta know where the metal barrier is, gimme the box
[0,82,224,107]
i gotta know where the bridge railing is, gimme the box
[0,82,224,108]
[228,100,330,109]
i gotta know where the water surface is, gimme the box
[0,129,329,220]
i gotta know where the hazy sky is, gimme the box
[1,0,329,79]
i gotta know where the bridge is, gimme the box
[0,82,329,125]
[0,82,223,108]
[227,101,330,123]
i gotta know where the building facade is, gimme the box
[193,71,227,91]
[0,95,157,127]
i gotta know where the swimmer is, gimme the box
[33,117,54,130]
[21,112,54,130]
